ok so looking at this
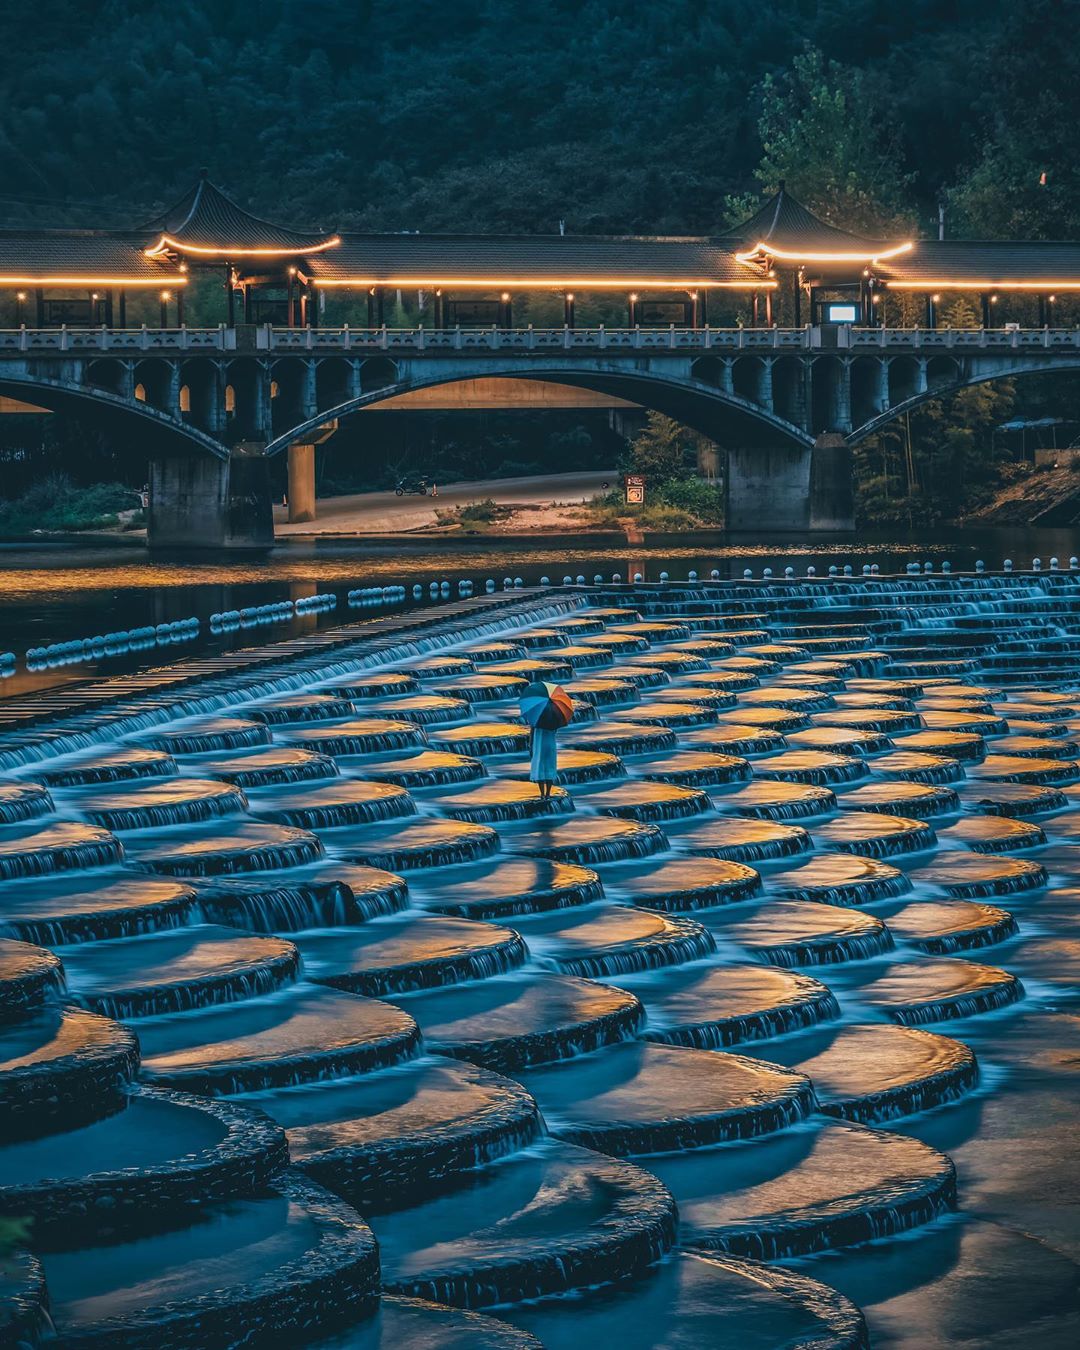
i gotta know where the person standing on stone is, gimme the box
[529,721,559,800]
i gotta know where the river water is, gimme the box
[2,525,1080,699]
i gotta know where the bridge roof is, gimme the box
[140,174,339,260]
[300,233,766,288]
[726,185,912,265]
[877,240,1080,290]
[0,231,187,286]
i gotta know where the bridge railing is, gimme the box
[1,324,1079,356]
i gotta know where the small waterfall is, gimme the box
[0,782,54,824]
[0,823,124,880]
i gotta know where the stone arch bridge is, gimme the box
[2,324,1078,546]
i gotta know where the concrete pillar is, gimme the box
[833,361,853,434]
[288,444,317,523]
[758,360,774,411]
[148,446,273,550]
[916,359,929,395]
[719,361,735,397]
[876,359,890,412]
[166,364,182,419]
[808,433,855,531]
[302,360,318,420]
[725,444,812,532]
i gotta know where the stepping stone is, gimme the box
[0,1007,138,1142]
[295,916,528,996]
[401,655,475,677]
[939,815,1046,851]
[357,695,472,724]
[919,709,1009,735]
[428,723,532,756]
[709,900,893,966]
[517,1042,812,1154]
[138,985,420,1093]
[508,626,574,648]
[505,816,666,864]
[627,963,839,1049]
[323,672,420,698]
[461,641,527,662]
[0,782,53,825]
[0,939,65,1022]
[648,1119,955,1258]
[39,1174,379,1347]
[430,780,573,822]
[411,857,603,919]
[0,1085,287,1243]
[372,1139,676,1307]
[129,822,323,875]
[596,856,762,911]
[1,874,197,944]
[956,781,1066,817]
[834,780,960,818]
[766,854,909,906]
[672,817,811,863]
[329,819,499,871]
[999,700,1079,720]
[604,663,673,689]
[356,750,486,788]
[785,726,893,754]
[811,708,924,733]
[267,1057,540,1211]
[69,778,248,831]
[498,748,626,784]
[579,633,650,654]
[715,707,809,732]
[832,692,915,710]
[766,1024,978,1124]
[712,781,836,820]
[816,812,936,858]
[38,747,178,787]
[753,750,866,784]
[619,622,693,641]
[679,724,787,756]
[851,958,1023,1024]
[548,616,612,633]
[966,754,1076,785]
[562,677,639,706]
[551,644,615,669]
[895,729,986,760]
[197,746,340,786]
[907,853,1047,898]
[137,715,271,755]
[774,673,845,691]
[847,678,925,698]
[0,821,123,880]
[243,693,356,724]
[681,669,760,691]
[576,781,710,822]
[512,904,712,977]
[60,925,300,1019]
[624,651,708,673]
[883,899,1018,951]
[737,688,834,712]
[487,658,574,680]
[648,686,738,711]
[194,864,408,932]
[611,703,720,728]
[285,718,427,756]
[503,1250,869,1350]
[250,779,415,829]
[635,749,752,787]
[428,674,530,703]
[867,750,963,783]
[394,973,645,1071]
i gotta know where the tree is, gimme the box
[745,48,916,234]
[627,413,696,483]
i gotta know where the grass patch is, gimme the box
[434,497,515,533]
[0,476,144,536]
[584,478,725,530]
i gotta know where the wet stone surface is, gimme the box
[1,583,1078,1346]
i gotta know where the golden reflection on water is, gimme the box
[0,542,953,597]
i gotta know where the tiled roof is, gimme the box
[878,240,1080,287]
[302,233,760,286]
[726,187,903,259]
[0,232,184,283]
[141,175,337,256]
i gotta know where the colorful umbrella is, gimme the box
[519,680,574,730]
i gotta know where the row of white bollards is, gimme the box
[27,619,200,668]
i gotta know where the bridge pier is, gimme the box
[287,443,317,523]
[725,444,811,533]
[148,445,273,550]
[808,433,855,531]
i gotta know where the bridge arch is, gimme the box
[261,365,814,458]
[0,369,227,459]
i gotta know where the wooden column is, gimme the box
[118,290,127,327]
[751,292,760,327]
[226,265,236,327]
[34,289,44,326]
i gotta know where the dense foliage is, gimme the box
[2,0,1080,523]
